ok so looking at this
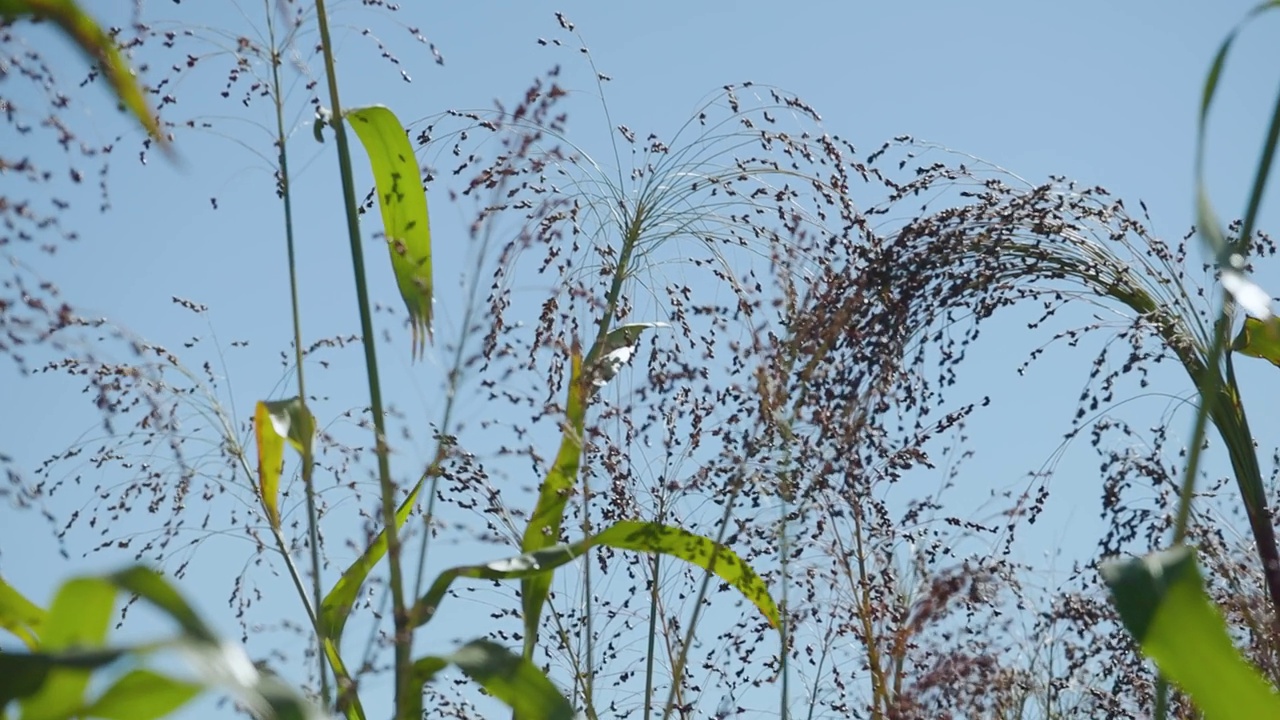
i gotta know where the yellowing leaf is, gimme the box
[253,397,314,530]
[254,403,286,530]
[345,105,433,359]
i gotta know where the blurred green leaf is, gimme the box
[19,577,116,719]
[108,567,216,644]
[0,575,46,650]
[345,105,434,359]
[0,648,125,709]
[0,0,166,148]
[80,669,200,720]
[0,568,323,720]
[319,476,425,646]
[1233,315,1280,366]
[409,640,573,720]
[252,397,316,529]
[518,349,586,656]
[1103,545,1280,719]
[414,519,779,632]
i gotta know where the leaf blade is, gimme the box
[0,575,46,650]
[518,349,586,656]
[80,669,201,720]
[1232,316,1280,366]
[253,401,287,529]
[411,641,573,720]
[345,105,434,358]
[1103,546,1280,719]
[19,577,116,720]
[0,0,166,147]
[319,476,426,644]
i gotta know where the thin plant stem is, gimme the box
[642,493,668,720]
[262,0,330,706]
[580,458,597,719]
[660,475,743,720]
[778,485,790,720]
[312,1,411,717]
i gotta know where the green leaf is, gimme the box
[589,520,781,628]
[80,669,201,720]
[107,567,216,644]
[413,520,779,632]
[0,575,46,650]
[411,543,583,628]
[0,568,323,720]
[0,0,166,148]
[1232,316,1280,366]
[1194,0,1280,265]
[345,105,434,359]
[0,648,125,710]
[253,397,314,530]
[409,640,573,720]
[518,349,586,656]
[19,577,117,719]
[1102,546,1280,719]
[321,638,367,720]
[319,476,426,645]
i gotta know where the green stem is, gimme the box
[580,463,597,719]
[660,478,742,720]
[642,495,667,720]
[778,488,790,720]
[313,2,411,718]
[1170,311,1229,544]
[262,2,331,707]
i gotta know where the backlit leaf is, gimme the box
[80,669,201,720]
[0,575,46,650]
[345,105,434,359]
[413,520,779,632]
[319,476,425,646]
[1232,315,1280,366]
[108,566,217,644]
[252,397,314,530]
[409,640,572,720]
[19,577,115,720]
[253,402,286,530]
[1103,545,1280,719]
[0,0,166,148]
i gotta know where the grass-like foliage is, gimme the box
[4,3,1280,720]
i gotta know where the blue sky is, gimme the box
[4,1,1280,717]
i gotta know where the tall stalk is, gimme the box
[312,1,411,716]
[260,1,331,706]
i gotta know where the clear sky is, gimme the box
[3,1,1280,717]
